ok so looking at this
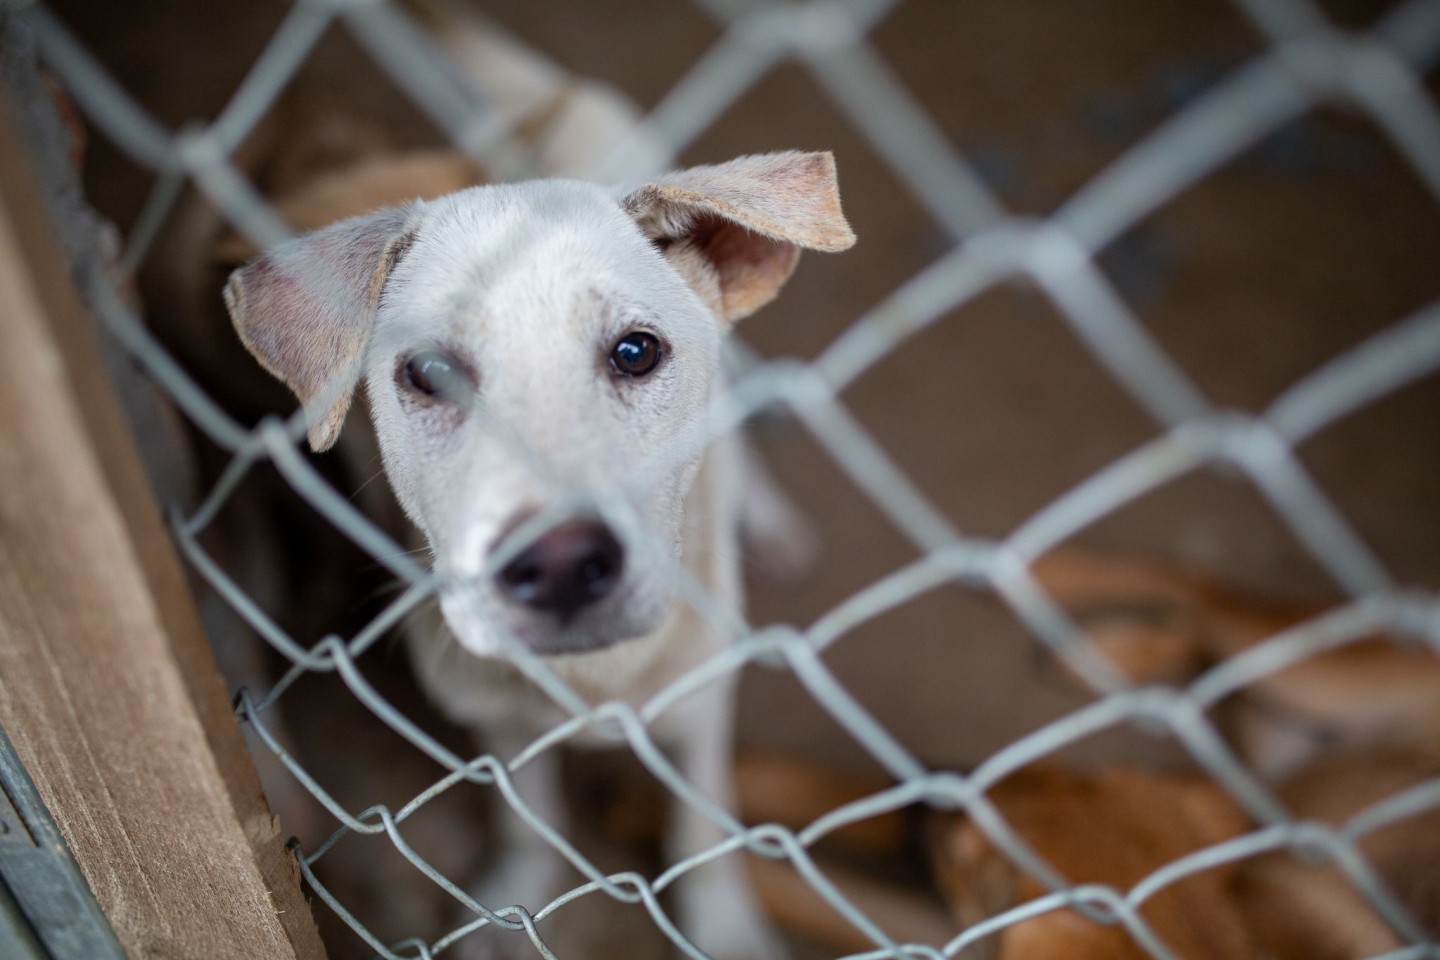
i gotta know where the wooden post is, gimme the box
[0,98,327,959]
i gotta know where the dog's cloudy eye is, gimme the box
[400,350,471,402]
[610,332,663,378]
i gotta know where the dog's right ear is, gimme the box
[223,205,418,452]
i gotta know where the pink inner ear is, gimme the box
[692,213,801,322]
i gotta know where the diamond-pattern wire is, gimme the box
[8,0,1440,956]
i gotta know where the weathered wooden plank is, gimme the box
[0,97,327,960]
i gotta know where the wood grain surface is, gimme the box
[0,97,326,960]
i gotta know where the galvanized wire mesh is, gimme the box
[7,0,1440,957]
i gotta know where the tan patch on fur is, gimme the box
[625,151,856,252]
[624,151,855,324]
[660,239,724,317]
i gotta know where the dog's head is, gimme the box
[224,151,853,658]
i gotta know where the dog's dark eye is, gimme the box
[400,350,471,402]
[610,332,663,378]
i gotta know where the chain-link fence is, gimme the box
[6,0,1440,957]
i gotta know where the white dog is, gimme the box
[224,151,854,958]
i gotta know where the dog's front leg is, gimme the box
[456,726,568,960]
[668,681,784,959]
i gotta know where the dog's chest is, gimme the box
[407,600,726,744]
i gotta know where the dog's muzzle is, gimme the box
[495,518,625,624]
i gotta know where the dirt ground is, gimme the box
[41,0,1440,954]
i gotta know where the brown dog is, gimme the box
[1030,548,1440,780]
[935,548,1440,958]
[733,547,1440,958]
[933,766,1258,960]
[1237,747,1440,959]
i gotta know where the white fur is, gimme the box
[228,153,853,959]
[381,181,765,960]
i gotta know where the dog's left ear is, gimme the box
[620,151,855,324]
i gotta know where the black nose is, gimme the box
[495,519,625,623]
